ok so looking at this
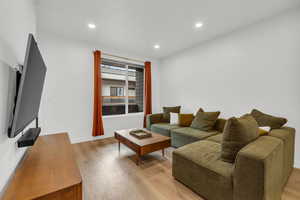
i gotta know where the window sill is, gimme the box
[102,112,144,119]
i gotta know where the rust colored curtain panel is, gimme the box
[143,61,152,127]
[92,50,104,136]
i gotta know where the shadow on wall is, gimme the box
[0,60,17,141]
[0,36,22,138]
[0,59,28,194]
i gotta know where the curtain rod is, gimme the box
[101,52,145,64]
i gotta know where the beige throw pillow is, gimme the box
[178,114,194,127]
[170,112,179,124]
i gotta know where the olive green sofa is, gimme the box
[173,127,295,200]
[146,113,179,137]
[146,113,226,147]
[146,113,295,200]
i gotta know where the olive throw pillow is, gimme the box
[178,114,194,127]
[190,108,220,131]
[221,114,259,163]
[251,109,287,129]
[162,106,181,122]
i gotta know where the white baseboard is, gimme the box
[294,160,300,169]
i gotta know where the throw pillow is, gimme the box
[251,109,287,129]
[170,112,179,124]
[259,126,270,132]
[178,114,194,127]
[258,128,269,136]
[194,107,204,115]
[162,106,181,122]
[214,118,227,132]
[190,108,220,131]
[221,114,259,163]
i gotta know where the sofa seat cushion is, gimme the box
[173,140,234,200]
[207,133,223,144]
[151,123,180,137]
[171,127,219,147]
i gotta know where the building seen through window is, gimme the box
[101,59,144,116]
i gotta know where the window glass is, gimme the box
[128,66,144,113]
[101,62,144,116]
[101,64,126,115]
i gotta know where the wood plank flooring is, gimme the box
[72,137,300,200]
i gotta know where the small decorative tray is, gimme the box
[129,129,152,139]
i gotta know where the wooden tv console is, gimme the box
[2,133,82,200]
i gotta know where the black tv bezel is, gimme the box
[8,34,44,138]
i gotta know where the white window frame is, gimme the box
[102,60,144,118]
[125,65,129,114]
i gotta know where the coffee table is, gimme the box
[114,129,171,165]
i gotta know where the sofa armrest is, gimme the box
[233,136,284,200]
[146,113,164,130]
[268,126,295,185]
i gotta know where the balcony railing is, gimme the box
[102,96,142,115]
[102,96,136,105]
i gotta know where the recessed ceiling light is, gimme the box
[88,23,96,29]
[195,22,203,28]
[154,44,160,49]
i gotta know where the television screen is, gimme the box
[8,34,47,138]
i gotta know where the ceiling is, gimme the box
[36,0,300,59]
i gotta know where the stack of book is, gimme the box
[129,129,152,139]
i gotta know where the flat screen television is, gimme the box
[8,34,47,138]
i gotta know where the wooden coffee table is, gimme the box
[114,129,171,165]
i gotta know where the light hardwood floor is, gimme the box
[73,137,300,200]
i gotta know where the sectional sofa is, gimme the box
[146,113,226,147]
[146,113,295,200]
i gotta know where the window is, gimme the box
[101,59,144,116]
[110,87,124,96]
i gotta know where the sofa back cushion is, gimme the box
[221,114,259,163]
[251,109,287,129]
[162,106,181,122]
[190,108,220,131]
[213,118,227,132]
[178,114,194,127]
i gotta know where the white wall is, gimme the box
[37,32,161,143]
[160,9,300,168]
[0,0,36,193]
